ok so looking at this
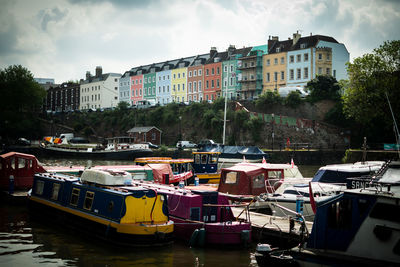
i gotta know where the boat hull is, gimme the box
[40,146,153,160]
[29,195,174,246]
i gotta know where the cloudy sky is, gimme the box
[1,0,399,83]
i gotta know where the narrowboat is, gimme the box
[256,165,400,266]
[28,169,174,246]
[129,180,252,247]
[192,151,221,184]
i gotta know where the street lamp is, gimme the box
[272,113,275,151]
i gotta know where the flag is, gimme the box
[291,158,294,168]
[262,157,267,164]
[309,182,317,214]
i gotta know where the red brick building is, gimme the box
[127,126,162,145]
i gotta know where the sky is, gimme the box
[1,0,399,83]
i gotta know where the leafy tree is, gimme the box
[306,75,341,103]
[343,40,400,142]
[248,115,264,143]
[255,91,282,109]
[0,65,46,139]
[284,91,303,108]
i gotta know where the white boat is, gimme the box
[256,161,400,266]
[262,161,385,221]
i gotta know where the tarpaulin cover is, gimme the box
[198,145,266,159]
[147,163,173,183]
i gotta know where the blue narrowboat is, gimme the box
[28,169,174,246]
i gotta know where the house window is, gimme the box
[266,73,270,82]
[289,55,294,63]
[326,68,331,75]
[224,65,228,72]
[318,67,322,74]
[198,69,202,76]
[266,59,270,66]
[206,69,209,76]
[297,54,301,62]
[274,72,278,82]
[318,53,322,60]
[280,57,284,64]
[304,53,309,61]
[84,191,94,210]
[189,71,192,77]
[217,67,220,75]
[193,81,197,92]
[304,67,309,79]
[327,54,331,60]
[230,65,233,72]
[281,71,285,80]
[274,58,278,65]
[211,68,214,75]
[70,188,80,206]
[290,69,294,80]
[152,132,156,140]
[193,70,197,76]
[297,68,301,79]
[211,80,214,88]
[198,81,202,91]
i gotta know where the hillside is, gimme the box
[40,99,348,150]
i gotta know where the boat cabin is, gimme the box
[218,164,285,197]
[192,151,221,184]
[0,152,46,191]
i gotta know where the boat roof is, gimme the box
[80,169,132,186]
[318,161,385,172]
[0,151,39,160]
[135,157,193,164]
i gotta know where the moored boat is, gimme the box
[28,169,174,246]
[255,167,400,266]
[129,180,252,247]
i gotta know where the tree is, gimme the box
[284,91,303,108]
[0,65,46,139]
[343,40,400,142]
[305,75,341,103]
[255,91,282,110]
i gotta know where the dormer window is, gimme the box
[276,47,280,53]
[300,43,307,49]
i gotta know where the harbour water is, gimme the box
[0,158,320,267]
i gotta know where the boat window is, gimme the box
[108,201,114,212]
[70,188,80,206]
[18,158,26,169]
[370,203,400,223]
[328,198,352,229]
[51,183,61,200]
[268,171,282,180]
[252,174,265,188]
[35,180,45,195]
[394,240,400,256]
[225,171,238,184]
[84,191,95,210]
[194,154,201,164]
[190,207,200,221]
[210,154,217,163]
[201,154,208,164]
[10,158,15,170]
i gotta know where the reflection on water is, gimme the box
[0,202,257,267]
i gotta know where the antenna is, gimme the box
[385,91,400,159]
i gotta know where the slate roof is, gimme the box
[127,126,162,133]
[268,35,339,54]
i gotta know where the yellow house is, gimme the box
[262,52,287,92]
[171,67,187,102]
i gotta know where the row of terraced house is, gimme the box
[44,32,349,112]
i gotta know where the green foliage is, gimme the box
[306,75,341,103]
[116,101,129,112]
[248,116,264,143]
[0,65,46,139]
[324,101,353,127]
[284,91,303,108]
[343,40,400,142]
[255,91,282,109]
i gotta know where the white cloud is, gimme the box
[0,0,399,83]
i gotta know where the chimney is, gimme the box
[268,36,279,52]
[95,66,102,77]
[86,71,91,80]
[210,47,218,58]
[293,31,301,45]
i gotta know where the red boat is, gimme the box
[0,152,46,192]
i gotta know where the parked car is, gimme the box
[176,141,197,148]
[16,137,31,146]
[142,142,159,149]
[197,139,216,147]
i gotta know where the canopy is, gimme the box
[147,163,173,183]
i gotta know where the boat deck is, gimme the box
[231,207,313,249]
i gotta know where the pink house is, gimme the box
[130,74,143,105]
